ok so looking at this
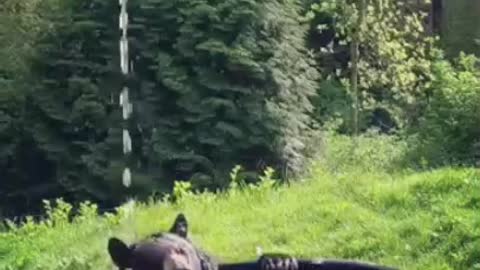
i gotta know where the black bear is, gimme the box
[107,213,398,270]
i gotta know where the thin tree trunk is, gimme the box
[351,0,366,139]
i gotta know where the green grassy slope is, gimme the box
[0,164,478,270]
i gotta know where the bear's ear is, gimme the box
[169,213,189,238]
[108,237,133,269]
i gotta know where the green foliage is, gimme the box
[318,130,411,173]
[310,79,353,132]
[0,0,58,76]
[0,198,120,270]
[226,165,278,196]
[1,160,479,269]
[440,1,480,57]
[131,0,320,188]
[172,181,194,202]
[307,0,436,132]
[0,0,316,213]
[19,0,132,205]
[1,0,479,236]
[0,0,71,215]
[410,53,480,166]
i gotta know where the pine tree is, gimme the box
[131,0,320,188]
[23,0,133,205]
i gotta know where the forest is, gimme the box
[0,0,479,269]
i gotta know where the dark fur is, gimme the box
[108,213,399,270]
[167,213,215,270]
[169,213,188,238]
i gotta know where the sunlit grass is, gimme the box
[1,162,478,270]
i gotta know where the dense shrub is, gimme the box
[317,130,411,173]
[306,0,436,133]
[411,53,480,166]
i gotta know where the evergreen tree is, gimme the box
[0,0,67,215]
[19,0,143,208]
[130,0,320,188]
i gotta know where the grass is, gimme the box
[0,165,479,270]
[0,134,479,270]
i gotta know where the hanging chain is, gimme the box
[119,0,132,188]
[118,0,138,243]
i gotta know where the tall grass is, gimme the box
[318,130,412,173]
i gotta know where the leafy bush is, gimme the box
[306,0,436,132]
[317,130,410,173]
[0,199,124,270]
[411,53,480,166]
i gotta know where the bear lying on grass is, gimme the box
[107,213,398,270]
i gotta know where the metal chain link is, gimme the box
[119,0,132,188]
